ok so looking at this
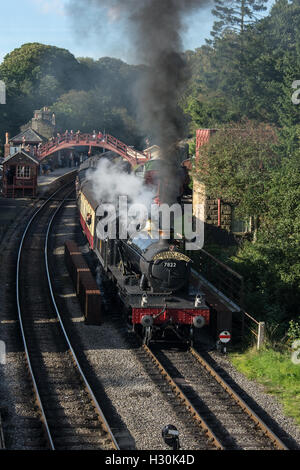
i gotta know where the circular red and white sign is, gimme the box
[219,331,231,343]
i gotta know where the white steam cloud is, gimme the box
[87,158,155,209]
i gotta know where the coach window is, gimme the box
[16,165,31,178]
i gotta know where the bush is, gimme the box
[287,320,300,344]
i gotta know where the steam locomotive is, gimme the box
[77,152,210,344]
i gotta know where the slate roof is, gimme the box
[9,128,45,144]
[4,150,39,165]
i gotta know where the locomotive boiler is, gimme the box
[118,236,190,293]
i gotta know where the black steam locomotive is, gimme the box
[77,153,210,344]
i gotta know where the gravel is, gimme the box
[1,192,299,450]
[53,200,300,450]
[51,201,211,450]
[0,198,46,449]
[207,350,300,449]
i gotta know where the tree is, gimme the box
[266,0,300,149]
[51,89,142,146]
[193,121,279,220]
[0,43,84,142]
[0,43,82,93]
[208,0,269,44]
[183,3,300,332]
[205,1,269,123]
[183,0,300,130]
[232,147,300,327]
[0,43,144,149]
[193,120,299,327]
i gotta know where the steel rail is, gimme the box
[142,344,224,450]
[16,184,71,450]
[189,347,289,450]
[45,193,120,450]
[0,413,6,449]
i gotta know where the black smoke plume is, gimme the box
[67,0,210,201]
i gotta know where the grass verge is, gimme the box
[230,347,300,426]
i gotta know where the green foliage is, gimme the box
[287,320,300,343]
[0,43,81,89]
[0,43,145,149]
[0,3,298,345]
[183,0,300,130]
[52,89,141,145]
[208,0,269,42]
[231,348,300,425]
[185,3,300,338]
[0,43,84,145]
[231,241,291,327]
[193,120,299,330]
[225,149,300,327]
[194,120,279,218]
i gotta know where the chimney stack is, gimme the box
[4,132,10,158]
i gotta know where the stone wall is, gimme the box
[205,196,232,232]
[21,107,55,140]
[31,119,54,139]
[193,177,235,245]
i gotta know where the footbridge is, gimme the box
[37,132,150,166]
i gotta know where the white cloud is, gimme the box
[31,0,66,16]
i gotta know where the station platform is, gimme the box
[38,167,78,188]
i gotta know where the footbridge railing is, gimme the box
[37,132,150,166]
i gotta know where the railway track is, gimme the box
[131,345,219,450]
[78,252,293,451]
[16,183,119,450]
[143,344,289,450]
[103,309,218,450]
[103,292,290,450]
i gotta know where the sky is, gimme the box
[0,0,275,65]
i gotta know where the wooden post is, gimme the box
[218,198,221,227]
[240,311,245,340]
[257,322,265,350]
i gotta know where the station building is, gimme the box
[2,150,39,198]
[4,107,55,159]
[2,107,56,198]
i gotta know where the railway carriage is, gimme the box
[77,153,210,345]
[78,182,97,249]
